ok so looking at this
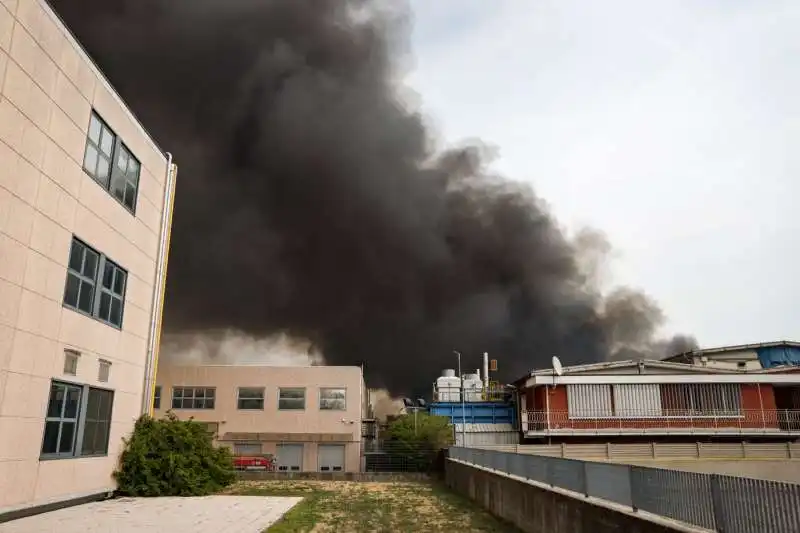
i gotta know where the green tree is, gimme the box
[113,412,236,497]
[383,413,454,471]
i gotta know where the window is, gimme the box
[64,239,99,315]
[83,111,141,213]
[42,382,82,457]
[63,238,128,328]
[97,259,127,327]
[278,388,306,410]
[237,388,265,410]
[83,113,114,188]
[172,387,215,409]
[319,388,346,410]
[661,384,742,416]
[98,360,111,383]
[63,349,80,376]
[41,381,115,459]
[110,144,140,211]
[153,386,161,410]
[81,388,114,456]
[567,384,613,418]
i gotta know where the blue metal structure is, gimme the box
[429,401,516,426]
[757,345,800,368]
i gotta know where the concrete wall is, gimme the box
[0,0,168,512]
[446,459,695,533]
[155,365,365,472]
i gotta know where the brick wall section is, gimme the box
[445,459,684,533]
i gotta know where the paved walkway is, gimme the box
[0,496,302,533]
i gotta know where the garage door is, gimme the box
[233,442,263,456]
[276,444,303,471]
[318,444,345,472]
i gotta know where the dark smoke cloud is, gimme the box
[50,0,695,394]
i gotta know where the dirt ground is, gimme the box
[225,480,518,532]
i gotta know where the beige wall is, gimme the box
[154,365,366,472]
[690,350,761,370]
[0,0,167,512]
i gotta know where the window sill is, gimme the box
[40,453,109,461]
[63,303,123,331]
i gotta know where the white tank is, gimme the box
[436,370,461,402]
[463,373,483,401]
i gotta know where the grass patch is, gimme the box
[224,480,518,532]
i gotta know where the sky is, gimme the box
[404,0,800,348]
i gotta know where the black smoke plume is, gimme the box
[50,0,696,394]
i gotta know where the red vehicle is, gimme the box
[233,455,275,471]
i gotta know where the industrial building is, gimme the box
[513,358,800,442]
[429,354,518,446]
[662,340,800,371]
[0,0,175,515]
[154,364,368,473]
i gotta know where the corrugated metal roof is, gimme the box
[524,359,741,379]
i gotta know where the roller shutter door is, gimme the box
[318,444,345,472]
[276,443,303,471]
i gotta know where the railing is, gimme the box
[471,441,800,461]
[450,446,800,532]
[523,409,800,433]
[363,440,445,473]
[432,385,513,403]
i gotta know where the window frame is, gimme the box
[171,387,216,410]
[319,387,347,411]
[278,387,306,411]
[82,110,141,215]
[153,386,161,410]
[80,387,115,457]
[63,237,128,329]
[237,387,265,411]
[41,380,115,460]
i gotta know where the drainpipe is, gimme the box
[141,153,178,416]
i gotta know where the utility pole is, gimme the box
[454,350,465,446]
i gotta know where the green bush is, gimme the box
[113,412,236,497]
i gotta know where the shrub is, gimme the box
[114,412,236,496]
[382,413,454,472]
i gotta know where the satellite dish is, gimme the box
[552,356,563,376]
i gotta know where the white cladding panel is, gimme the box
[567,384,613,418]
[613,384,663,417]
[436,376,462,401]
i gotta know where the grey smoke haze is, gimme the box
[50,0,695,394]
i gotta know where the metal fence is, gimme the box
[450,446,800,532]
[363,440,445,473]
[523,409,800,434]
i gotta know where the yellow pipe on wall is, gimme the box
[146,162,178,417]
